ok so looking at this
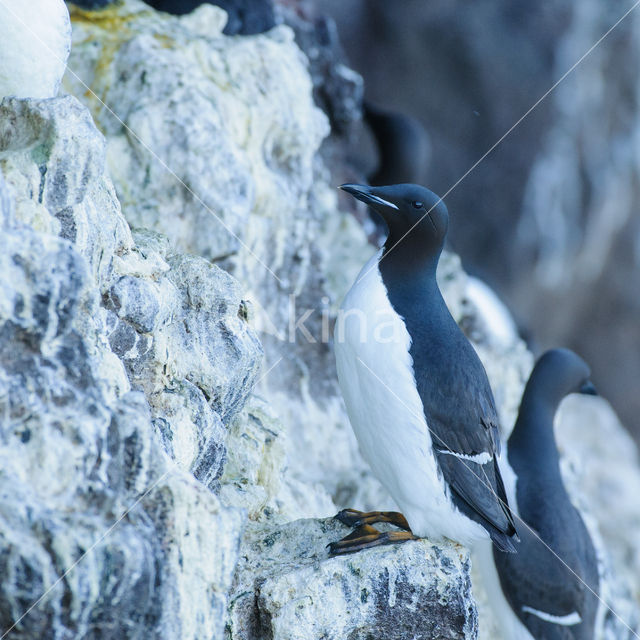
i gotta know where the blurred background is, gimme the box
[309,0,640,443]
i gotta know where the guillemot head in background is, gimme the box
[361,104,432,240]
[508,348,597,465]
[331,182,517,556]
[363,102,431,188]
[339,183,448,260]
[521,347,597,405]
[479,348,600,640]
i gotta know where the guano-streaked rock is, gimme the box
[227,517,478,640]
[0,92,257,639]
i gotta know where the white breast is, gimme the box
[334,250,487,546]
[0,0,71,100]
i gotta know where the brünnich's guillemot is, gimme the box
[476,348,600,640]
[330,183,517,555]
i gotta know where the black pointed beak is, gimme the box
[579,380,598,396]
[338,184,399,211]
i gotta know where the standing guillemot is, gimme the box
[477,348,600,640]
[330,183,517,555]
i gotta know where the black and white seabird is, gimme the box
[477,348,600,640]
[330,183,517,555]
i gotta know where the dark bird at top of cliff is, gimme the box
[145,0,275,34]
[331,182,518,556]
[144,0,275,34]
[66,0,113,7]
[491,348,600,640]
[364,102,431,187]
[69,0,277,35]
[362,103,431,239]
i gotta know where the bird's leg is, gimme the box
[327,523,418,556]
[334,508,412,532]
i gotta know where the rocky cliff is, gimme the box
[0,1,637,638]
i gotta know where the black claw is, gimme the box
[334,509,362,527]
[327,541,353,556]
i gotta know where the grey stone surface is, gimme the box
[228,518,478,640]
[0,92,254,639]
[63,0,372,522]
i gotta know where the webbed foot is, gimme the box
[327,523,417,556]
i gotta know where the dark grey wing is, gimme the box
[436,450,516,551]
[493,523,599,640]
[411,331,516,549]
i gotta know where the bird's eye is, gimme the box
[411,201,423,209]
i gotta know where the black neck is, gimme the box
[381,236,441,287]
[508,390,565,491]
[377,241,462,359]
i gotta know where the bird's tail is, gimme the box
[489,528,518,553]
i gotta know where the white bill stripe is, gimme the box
[367,194,399,210]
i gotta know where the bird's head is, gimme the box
[339,183,448,257]
[512,349,598,452]
[531,348,597,401]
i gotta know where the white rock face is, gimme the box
[0,0,72,99]
[556,396,640,637]
[0,1,637,638]
[228,518,478,640]
[63,0,377,523]
[0,94,256,639]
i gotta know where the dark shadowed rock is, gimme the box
[143,0,276,34]
[280,6,363,137]
[66,0,114,7]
